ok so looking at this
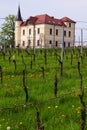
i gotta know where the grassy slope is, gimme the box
[0,48,87,130]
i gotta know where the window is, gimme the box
[23,30,25,35]
[56,29,58,35]
[64,42,66,48]
[49,40,52,47]
[69,23,71,27]
[50,28,52,35]
[29,29,31,35]
[69,31,71,37]
[22,41,25,46]
[37,40,40,46]
[68,42,70,47]
[28,40,31,45]
[64,30,66,36]
[49,40,52,44]
[28,20,31,24]
[37,28,40,34]
[56,41,58,47]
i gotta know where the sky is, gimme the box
[0,0,87,42]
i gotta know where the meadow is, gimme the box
[0,47,87,130]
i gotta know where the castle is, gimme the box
[15,6,76,48]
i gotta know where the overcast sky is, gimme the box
[0,0,87,41]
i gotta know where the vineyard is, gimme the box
[0,47,87,130]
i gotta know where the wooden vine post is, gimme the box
[22,69,29,103]
[8,50,11,64]
[21,55,26,70]
[33,53,36,62]
[12,55,16,71]
[79,73,86,130]
[36,111,44,130]
[77,61,86,130]
[78,61,80,74]
[60,25,64,76]
[0,66,2,83]
[44,49,47,65]
[36,111,40,130]
[41,67,44,78]
[53,48,63,76]
[70,52,73,65]
[54,74,58,97]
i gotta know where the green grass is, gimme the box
[0,47,87,129]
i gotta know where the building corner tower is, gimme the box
[15,5,23,47]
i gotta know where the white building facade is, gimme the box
[15,6,76,48]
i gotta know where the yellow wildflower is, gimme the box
[48,106,51,109]
[55,105,58,108]
[20,122,23,125]
[72,105,75,108]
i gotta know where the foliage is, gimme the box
[0,15,15,47]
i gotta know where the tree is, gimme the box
[0,15,15,47]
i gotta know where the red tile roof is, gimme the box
[35,14,66,26]
[61,17,76,23]
[21,14,76,26]
[21,21,27,26]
